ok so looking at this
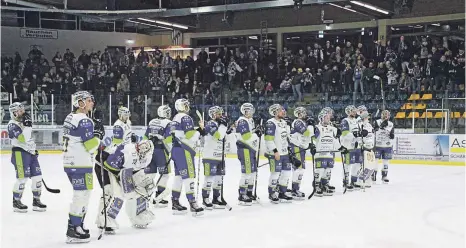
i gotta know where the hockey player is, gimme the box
[111,107,136,148]
[63,91,103,243]
[373,110,394,184]
[7,102,46,213]
[264,104,293,203]
[171,98,205,216]
[352,108,376,188]
[313,109,347,196]
[340,105,362,191]
[144,105,174,208]
[202,106,229,209]
[288,107,314,199]
[236,103,261,205]
[96,139,156,231]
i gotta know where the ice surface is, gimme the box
[1,154,464,248]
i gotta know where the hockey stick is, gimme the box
[341,152,347,194]
[195,110,204,199]
[98,146,106,240]
[307,138,317,200]
[220,136,232,211]
[42,179,60,193]
[253,119,263,201]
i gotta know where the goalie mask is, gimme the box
[157,105,172,119]
[208,106,223,120]
[136,139,154,162]
[174,98,190,113]
[9,102,25,120]
[118,107,131,121]
[240,103,255,118]
[294,107,307,119]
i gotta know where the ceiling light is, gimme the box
[127,20,172,30]
[350,1,389,14]
[431,23,441,26]
[328,3,358,13]
[138,18,188,30]
[248,36,258,40]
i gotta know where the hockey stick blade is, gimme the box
[42,179,60,193]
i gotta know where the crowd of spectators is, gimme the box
[1,34,464,121]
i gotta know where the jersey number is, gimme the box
[63,137,70,152]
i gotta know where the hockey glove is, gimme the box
[226,127,233,135]
[373,121,379,132]
[93,119,105,139]
[35,150,39,156]
[22,113,32,127]
[338,146,349,154]
[290,155,302,169]
[335,128,342,139]
[131,133,138,143]
[352,131,360,137]
[284,116,292,127]
[389,133,395,139]
[354,141,359,149]
[197,127,207,136]
[360,129,369,137]
[217,116,229,127]
[306,117,315,127]
[255,128,263,137]
[309,143,317,156]
[380,120,388,129]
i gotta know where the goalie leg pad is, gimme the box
[133,170,156,197]
[126,195,154,228]
[120,168,135,194]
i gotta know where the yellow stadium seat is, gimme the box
[421,94,433,100]
[407,112,420,119]
[434,112,447,118]
[463,112,466,118]
[414,103,426,110]
[401,103,413,110]
[421,112,433,119]
[408,94,420,101]
[452,112,461,118]
[395,112,406,119]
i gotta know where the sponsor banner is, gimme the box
[20,28,58,39]
[449,134,466,162]
[394,134,449,156]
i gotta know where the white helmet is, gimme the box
[240,103,255,117]
[322,107,334,117]
[71,91,93,109]
[136,139,154,162]
[318,109,331,125]
[9,102,25,119]
[268,104,282,117]
[357,105,367,115]
[345,105,357,116]
[294,107,307,119]
[208,106,223,120]
[381,110,390,120]
[118,107,131,120]
[157,105,172,119]
[174,98,190,113]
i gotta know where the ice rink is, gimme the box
[1,154,465,248]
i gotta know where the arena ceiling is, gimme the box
[1,0,401,31]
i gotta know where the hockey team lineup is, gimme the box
[6,90,411,245]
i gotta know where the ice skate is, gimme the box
[212,197,227,209]
[66,220,90,244]
[98,227,116,235]
[269,192,279,204]
[291,190,305,200]
[172,199,187,215]
[382,177,389,184]
[202,198,213,210]
[13,198,27,213]
[238,194,253,206]
[323,185,334,196]
[346,183,354,191]
[278,192,293,203]
[247,191,259,204]
[189,201,204,217]
[32,198,47,212]
[153,191,169,208]
[314,183,324,197]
